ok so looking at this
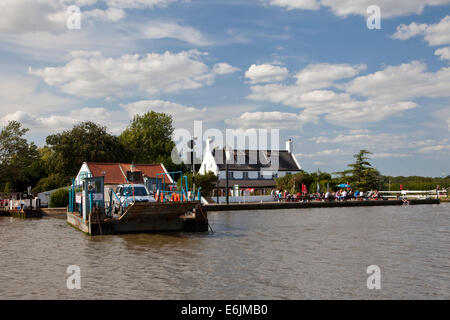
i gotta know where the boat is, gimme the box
[66,171,210,235]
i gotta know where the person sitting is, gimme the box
[342,190,348,201]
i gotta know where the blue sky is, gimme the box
[0,0,449,177]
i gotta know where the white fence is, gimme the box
[380,190,448,199]
[213,195,275,204]
[6,199,41,210]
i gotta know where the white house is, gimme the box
[199,138,302,194]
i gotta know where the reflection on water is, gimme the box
[0,204,449,299]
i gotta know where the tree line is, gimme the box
[275,150,450,193]
[0,111,185,193]
[0,116,448,195]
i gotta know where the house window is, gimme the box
[219,171,226,179]
[248,171,258,179]
[262,171,272,179]
[234,171,243,179]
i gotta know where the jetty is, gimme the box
[206,198,441,212]
[0,199,43,218]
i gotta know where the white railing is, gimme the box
[214,195,275,204]
[379,190,448,199]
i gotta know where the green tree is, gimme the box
[33,173,69,193]
[177,172,218,196]
[44,121,130,181]
[340,150,381,191]
[4,182,11,194]
[0,121,39,192]
[49,188,69,208]
[120,111,185,172]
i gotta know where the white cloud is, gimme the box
[392,16,450,46]
[345,61,450,101]
[225,111,303,129]
[121,100,207,124]
[84,8,126,22]
[0,73,75,115]
[246,62,420,127]
[30,50,219,98]
[310,131,450,156]
[267,0,320,10]
[296,148,348,158]
[435,47,450,61]
[295,63,366,91]
[324,101,417,126]
[213,63,240,75]
[245,64,289,84]
[417,142,450,153]
[0,0,132,34]
[371,153,410,159]
[105,0,178,9]
[0,0,183,37]
[267,0,450,18]
[391,22,428,40]
[0,108,112,132]
[142,21,212,46]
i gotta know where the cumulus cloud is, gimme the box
[142,21,212,46]
[296,148,348,158]
[0,108,112,132]
[213,63,240,75]
[245,60,450,127]
[267,0,320,10]
[0,0,132,34]
[0,73,75,115]
[392,15,450,46]
[245,64,289,84]
[345,61,450,101]
[30,50,220,98]
[310,130,450,156]
[295,63,366,91]
[105,0,178,9]
[121,100,207,124]
[266,0,450,18]
[0,0,182,35]
[435,47,450,61]
[225,111,303,129]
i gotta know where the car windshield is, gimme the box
[123,186,148,197]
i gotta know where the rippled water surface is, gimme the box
[0,203,449,299]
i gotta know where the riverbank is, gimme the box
[206,199,440,211]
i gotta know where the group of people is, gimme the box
[271,189,384,202]
[324,189,382,201]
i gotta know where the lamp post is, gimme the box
[225,146,231,205]
[188,137,197,200]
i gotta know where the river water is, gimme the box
[0,203,449,299]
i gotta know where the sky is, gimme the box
[0,0,449,177]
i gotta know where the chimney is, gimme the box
[286,139,293,153]
[205,136,212,153]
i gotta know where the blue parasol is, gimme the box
[337,183,351,188]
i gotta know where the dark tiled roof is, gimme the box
[216,179,276,188]
[213,149,301,172]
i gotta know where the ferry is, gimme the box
[66,171,210,235]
